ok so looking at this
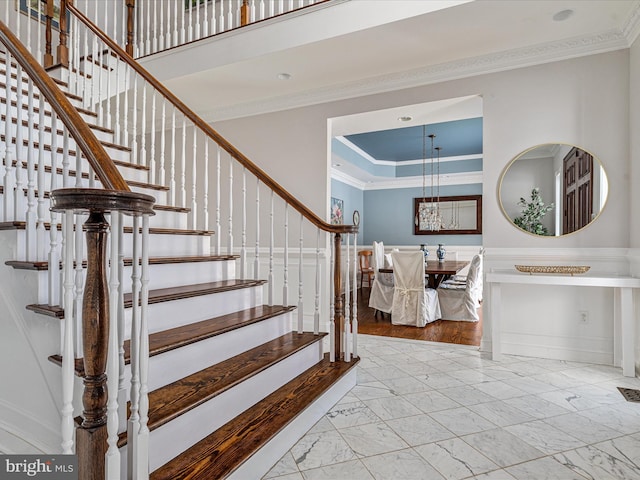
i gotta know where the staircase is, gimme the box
[0,4,358,479]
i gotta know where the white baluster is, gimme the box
[268,190,274,306]
[283,204,288,305]
[211,0,217,35]
[149,91,156,184]
[180,0,186,44]
[329,234,335,362]
[122,65,129,154]
[24,77,36,260]
[127,215,141,480]
[105,211,121,480]
[203,0,210,37]
[180,117,186,206]
[114,60,121,146]
[3,51,15,222]
[253,178,259,278]
[136,214,151,480]
[60,210,75,454]
[169,107,176,205]
[241,167,246,278]
[203,141,209,231]
[298,212,303,333]
[140,83,148,169]
[152,0,158,54]
[215,145,221,255]
[173,0,179,47]
[73,167,84,356]
[117,218,126,434]
[227,157,233,255]
[13,65,24,225]
[195,0,202,39]
[61,131,70,187]
[188,0,194,41]
[314,229,320,334]
[145,0,151,56]
[158,100,166,185]
[158,0,165,52]
[36,96,47,260]
[190,127,197,229]
[48,115,60,306]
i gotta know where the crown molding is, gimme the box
[331,170,482,191]
[203,24,637,123]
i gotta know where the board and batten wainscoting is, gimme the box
[483,247,640,376]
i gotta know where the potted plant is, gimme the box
[513,187,554,235]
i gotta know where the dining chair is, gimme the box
[368,241,394,316]
[357,250,374,289]
[437,254,483,322]
[390,251,441,327]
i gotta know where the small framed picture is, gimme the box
[330,197,343,225]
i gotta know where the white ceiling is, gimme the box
[142,0,640,123]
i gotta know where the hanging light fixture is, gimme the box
[415,127,443,231]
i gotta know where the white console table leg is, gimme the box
[619,287,635,377]
[491,282,502,361]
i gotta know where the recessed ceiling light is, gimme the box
[552,9,574,22]
[332,163,341,167]
[398,116,412,122]
[277,73,292,80]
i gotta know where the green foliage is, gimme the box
[513,187,554,235]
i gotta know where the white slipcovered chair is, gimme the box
[437,254,483,322]
[368,241,394,315]
[391,251,441,327]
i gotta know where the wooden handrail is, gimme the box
[0,20,130,192]
[66,3,356,235]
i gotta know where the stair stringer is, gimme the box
[0,229,69,454]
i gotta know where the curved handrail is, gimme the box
[0,20,130,192]
[67,4,356,235]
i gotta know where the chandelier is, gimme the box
[415,126,444,231]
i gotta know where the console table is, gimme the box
[485,271,640,377]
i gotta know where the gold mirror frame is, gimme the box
[498,143,608,237]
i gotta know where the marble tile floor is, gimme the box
[262,334,640,480]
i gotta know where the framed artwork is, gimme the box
[18,0,67,31]
[330,197,343,225]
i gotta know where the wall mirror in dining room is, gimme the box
[499,143,608,236]
[414,194,482,235]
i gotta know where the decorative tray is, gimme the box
[515,265,590,275]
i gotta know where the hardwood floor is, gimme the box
[355,287,482,346]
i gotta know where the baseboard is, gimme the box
[0,400,60,454]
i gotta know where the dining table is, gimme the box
[378,259,470,289]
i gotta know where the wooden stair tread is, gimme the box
[29,279,266,319]
[1,96,97,117]
[151,354,358,480]
[123,279,267,307]
[126,179,169,191]
[1,80,83,103]
[119,331,324,446]
[49,304,295,376]
[6,254,239,271]
[1,112,115,135]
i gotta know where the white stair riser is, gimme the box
[124,284,263,335]
[128,185,168,205]
[9,229,211,262]
[120,209,188,230]
[1,84,85,111]
[7,164,148,192]
[0,113,115,144]
[229,368,357,480]
[25,258,236,304]
[121,311,294,395]
[122,340,324,474]
[1,101,97,125]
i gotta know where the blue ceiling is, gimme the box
[344,117,483,161]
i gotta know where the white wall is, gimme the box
[214,49,633,367]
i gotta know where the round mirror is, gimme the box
[499,143,608,236]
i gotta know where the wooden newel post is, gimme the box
[50,189,156,480]
[126,0,136,57]
[333,233,343,360]
[77,209,110,480]
[44,0,54,67]
[57,0,69,67]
